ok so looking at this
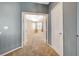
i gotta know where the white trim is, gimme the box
[21,12,24,48]
[48,44,60,56]
[46,15,49,44]
[34,2,49,5]
[23,12,48,16]
[0,46,22,56]
[21,12,48,47]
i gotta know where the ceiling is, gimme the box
[25,14,44,22]
[34,2,49,5]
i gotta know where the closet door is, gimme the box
[77,2,79,56]
[63,2,77,56]
[51,2,63,56]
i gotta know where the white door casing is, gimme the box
[22,12,48,47]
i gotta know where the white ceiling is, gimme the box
[25,14,43,22]
[34,2,49,5]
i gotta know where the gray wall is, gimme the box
[63,2,77,56]
[48,3,51,45]
[0,2,48,55]
[0,3,21,55]
[20,2,48,14]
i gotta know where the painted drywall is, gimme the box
[48,3,52,45]
[0,2,21,55]
[63,2,77,56]
[20,2,48,14]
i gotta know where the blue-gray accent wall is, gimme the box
[20,2,48,13]
[0,2,21,54]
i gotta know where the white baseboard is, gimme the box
[0,46,22,56]
[47,44,60,56]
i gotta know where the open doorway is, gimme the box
[22,12,48,47]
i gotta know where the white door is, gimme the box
[51,2,63,56]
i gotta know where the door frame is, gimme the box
[21,12,48,48]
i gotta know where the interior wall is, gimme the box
[0,2,21,55]
[20,2,49,14]
[48,3,52,45]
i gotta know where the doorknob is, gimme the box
[76,34,79,37]
[59,32,63,35]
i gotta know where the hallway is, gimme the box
[6,31,58,56]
